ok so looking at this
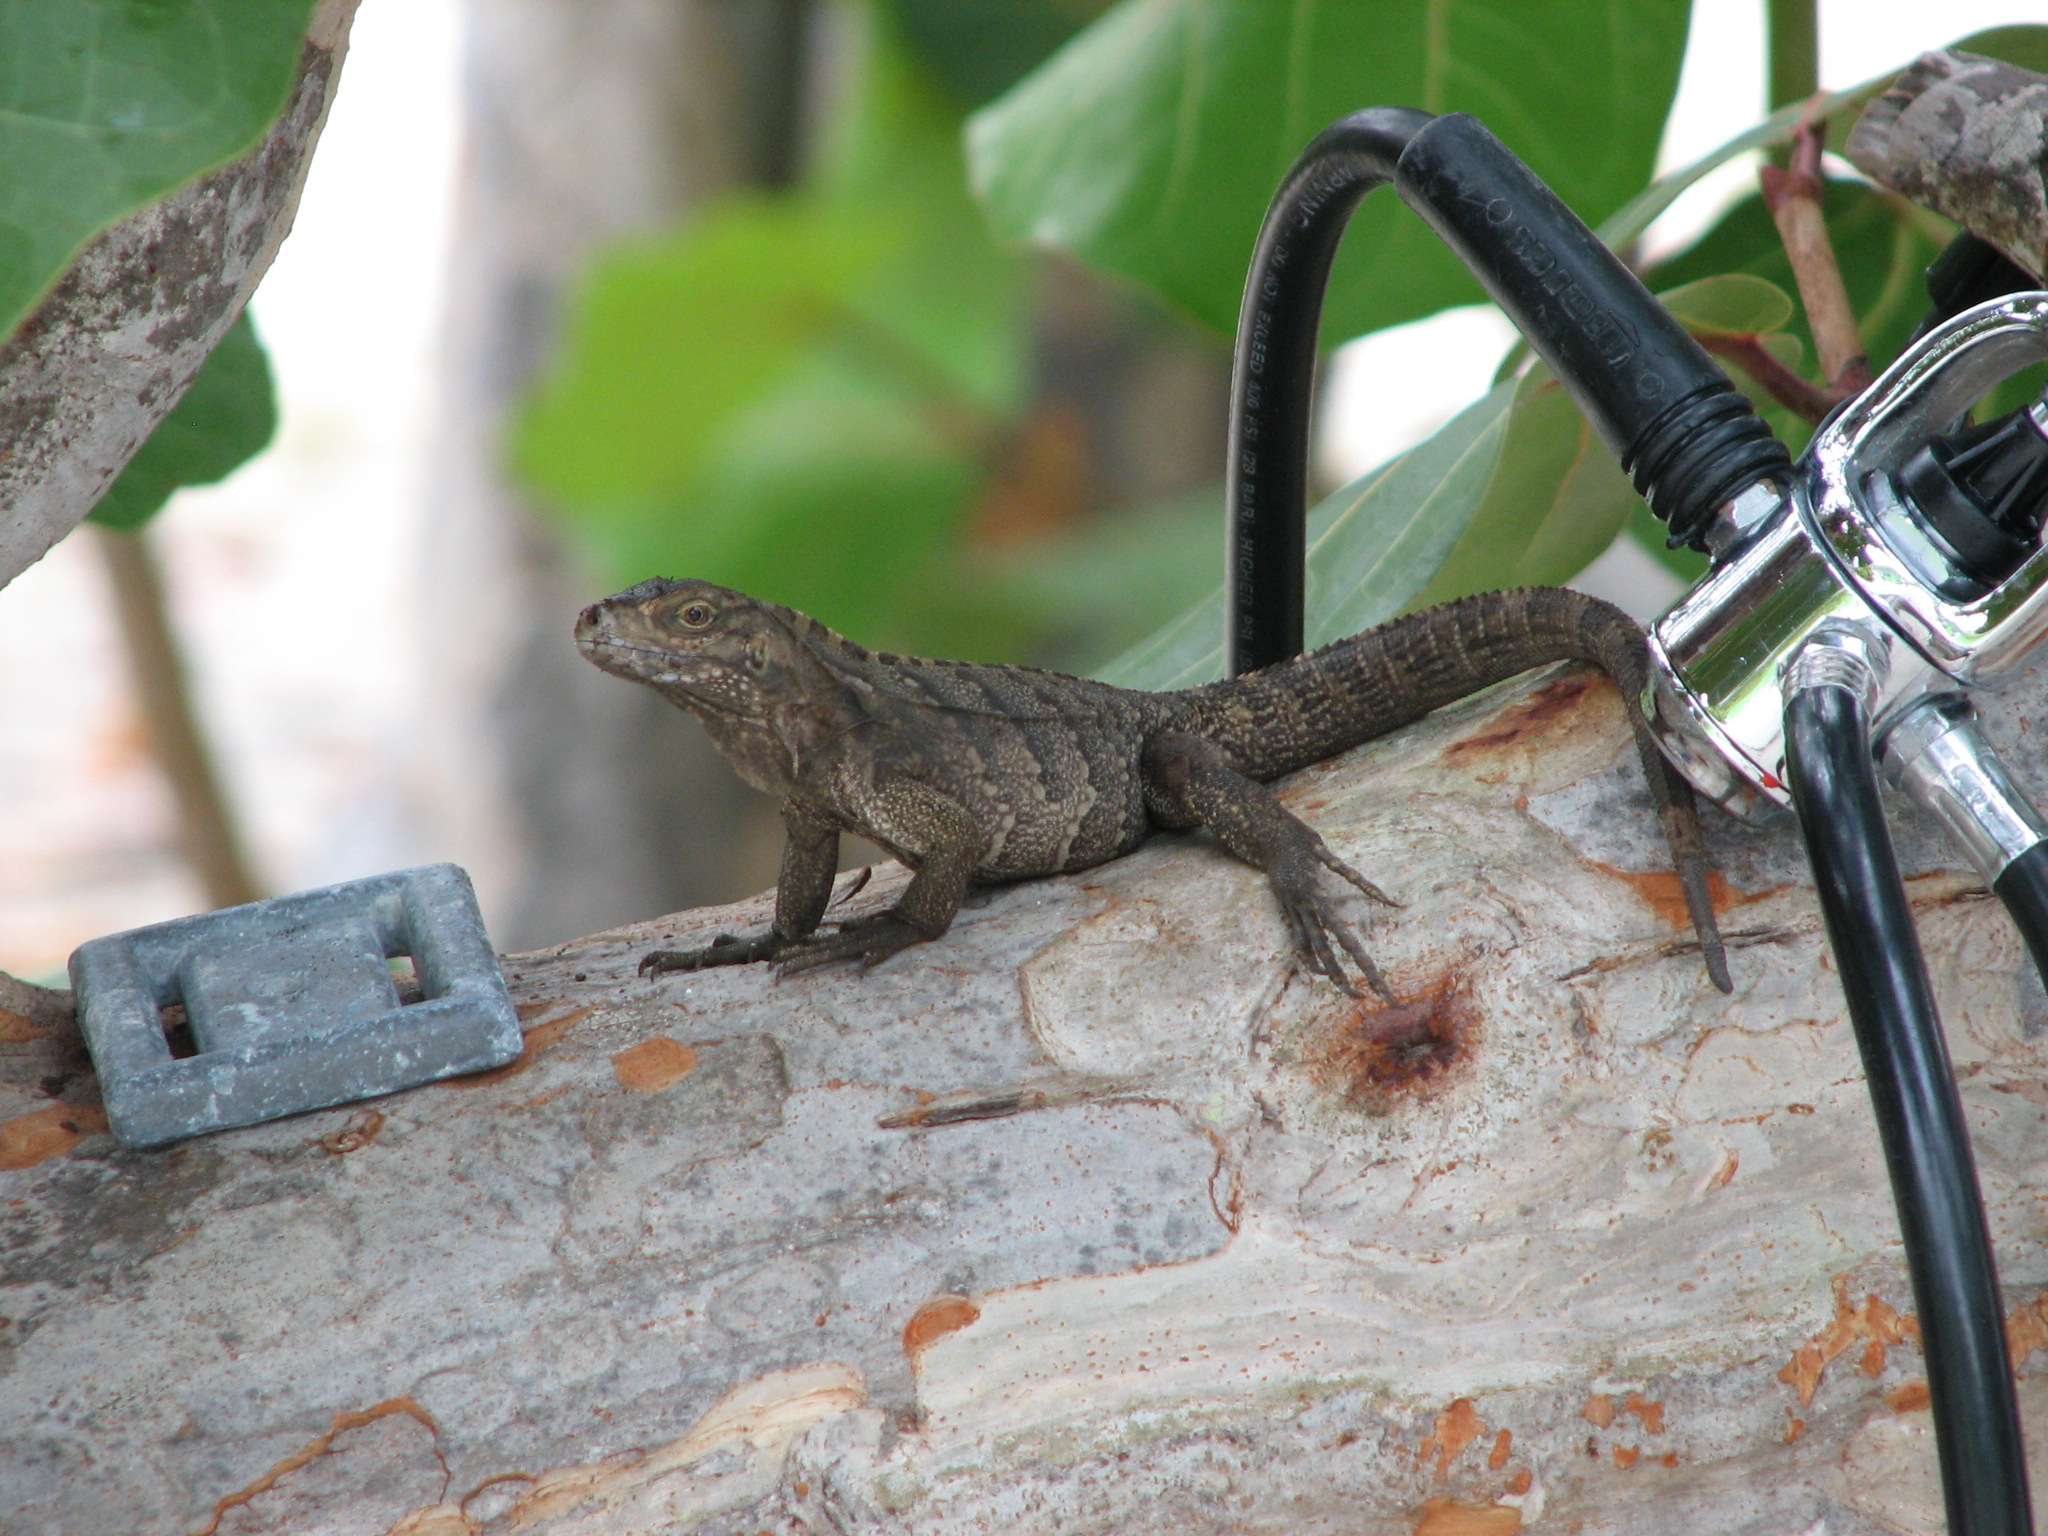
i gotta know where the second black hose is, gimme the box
[1785,677,2032,1536]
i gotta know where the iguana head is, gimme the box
[574,577,842,722]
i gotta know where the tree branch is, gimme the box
[1695,333,1836,423]
[1760,106,1873,397]
[95,528,264,910]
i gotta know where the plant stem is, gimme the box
[1767,0,1818,111]
[1761,114,1873,396]
[1696,333,1835,422]
[95,525,264,911]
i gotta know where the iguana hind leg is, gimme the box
[1142,729,1397,1002]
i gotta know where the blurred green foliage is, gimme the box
[513,1,2048,681]
[515,2,1047,657]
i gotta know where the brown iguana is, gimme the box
[575,579,1728,998]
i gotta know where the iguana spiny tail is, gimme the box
[574,579,1729,998]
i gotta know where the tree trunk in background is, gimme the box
[419,0,795,950]
[425,0,1231,951]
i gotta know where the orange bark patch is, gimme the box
[1776,1281,1915,1405]
[610,1037,697,1094]
[1660,1453,1679,1468]
[2008,1294,2048,1368]
[0,1006,48,1042]
[386,1507,477,1536]
[1886,1380,1932,1413]
[1420,1398,1485,1480]
[1439,673,1601,774]
[1596,867,1757,930]
[1613,1446,1640,1469]
[903,1295,980,1358]
[1413,1497,1523,1535]
[0,1102,108,1170]
[1784,1418,1805,1444]
[194,1397,443,1536]
[1487,1428,1513,1470]
[1623,1394,1665,1434]
[445,1007,592,1088]
[1581,1394,1616,1429]
[1506,1470,1533,1496]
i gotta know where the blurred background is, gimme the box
[1,0,2039,981]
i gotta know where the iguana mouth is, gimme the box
[582,636,756,718]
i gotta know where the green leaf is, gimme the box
[1655,273,1795,337]
[0,0,318,345]
[1099,382,1514,689]
[887,0,1111,108]
[967,0,1691,341]
[1406,365,1635,609]
[511,198,891,515]
[86,308,276,531]
[1648,179,1950,388]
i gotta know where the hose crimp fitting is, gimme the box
[1879,694,2048,886]
[1624,382,1795,553]
[1783,621,1893,717]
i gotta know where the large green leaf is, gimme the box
[1100,382,1513,688]
[0,0,318,345]
[87,308,276,531]
[967,0,1691,341]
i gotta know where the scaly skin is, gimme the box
[574,579,1729,997]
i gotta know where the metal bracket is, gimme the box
[69,863,523,1149]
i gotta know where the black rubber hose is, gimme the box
[1785,682,2033,1536]
[1225,107,1432,677]
[1224,109,1789,675]
[1995,841,2048,995]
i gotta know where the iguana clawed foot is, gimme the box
[638,932,782,975]
[638,912,931,980]
[770,913,927,975]
[1272,842,1401,1003]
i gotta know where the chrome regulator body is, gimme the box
[1650,293,2048,888]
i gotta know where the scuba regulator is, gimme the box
[1227,107,2048,1536]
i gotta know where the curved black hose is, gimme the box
[1224,109,1790,675]
[1226,107,1432,676]
[1995,842,2048,994]
[1785,682,2032,1536]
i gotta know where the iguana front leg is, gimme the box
[639,800,840,975]
[773,782,987,975]
[1143,729,1397,1001]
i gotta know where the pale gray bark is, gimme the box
[1846,49,2048,279]
[9,663,2048,1535]
[0,0,360,591]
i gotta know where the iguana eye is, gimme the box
[679,602,715,629]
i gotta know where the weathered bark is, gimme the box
[9,662,2048,1535]
[0,0,359,592]
[1846,49,2048,279]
